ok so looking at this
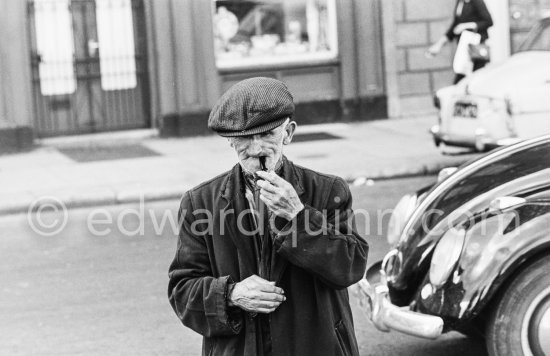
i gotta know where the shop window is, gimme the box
[34,0,77,96]
[212,0,338,69]
[96,0,137,91]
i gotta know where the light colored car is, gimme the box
[431,17,550,151]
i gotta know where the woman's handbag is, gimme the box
[468,43,491,63]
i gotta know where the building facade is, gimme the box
[154,0,387,137]
[0,0,548,150]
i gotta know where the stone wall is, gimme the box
[392,0,457,116]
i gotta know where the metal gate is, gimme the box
[28,0,150,137]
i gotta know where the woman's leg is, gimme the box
[454,60,487,84]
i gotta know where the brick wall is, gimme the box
[392,0,457,116]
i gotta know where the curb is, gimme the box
[1,160,468,217]
[0,186,190,217]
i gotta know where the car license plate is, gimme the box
[453,102,478,118]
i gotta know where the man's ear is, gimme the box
[227,138,234,148]
[283,121,297,145]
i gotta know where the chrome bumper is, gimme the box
[356,271,444,339]
[431,125,519,151]
[430,125,476,148]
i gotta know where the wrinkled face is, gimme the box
[229,119,296,174]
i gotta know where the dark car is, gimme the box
[357,135,550,356]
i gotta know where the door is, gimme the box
[28,0,150,137]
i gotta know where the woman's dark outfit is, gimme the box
[446,0,493,83]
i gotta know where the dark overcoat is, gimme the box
[446,0,493,42]
[168,157,368,355]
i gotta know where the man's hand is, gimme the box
[256,171,304,220]
[228,275,286,314]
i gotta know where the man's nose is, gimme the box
[247,136,263,156]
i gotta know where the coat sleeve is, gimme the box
[445,2,459,41]
[472,0,493,33]
[446,0,493,41]
[272,177,369,289]
[168,192,243,337]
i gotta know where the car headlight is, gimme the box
[387,194,417,246]
[429,228,466,288]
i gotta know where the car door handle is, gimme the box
[489,196,526,213]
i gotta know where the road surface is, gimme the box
[0,176,487,355]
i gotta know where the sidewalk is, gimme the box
[0,116,479,215]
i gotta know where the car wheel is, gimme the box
[486,255,550,356]
[457,315,487,341]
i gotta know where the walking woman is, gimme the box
[427,0,493,83]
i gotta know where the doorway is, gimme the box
[28,0,150,137]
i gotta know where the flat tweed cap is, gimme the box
[208,77,295,137]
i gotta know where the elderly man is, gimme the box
[168,77,368,356]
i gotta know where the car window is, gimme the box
[422,141,550,230]
[521,19,550,51]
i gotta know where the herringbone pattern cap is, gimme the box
[208,77,295,137]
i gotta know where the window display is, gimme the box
[212,0,338,69]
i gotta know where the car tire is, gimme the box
[486,255,550,356]
[457,315,487,341]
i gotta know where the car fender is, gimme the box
[416,203,550,322]
[456,204,550,319]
